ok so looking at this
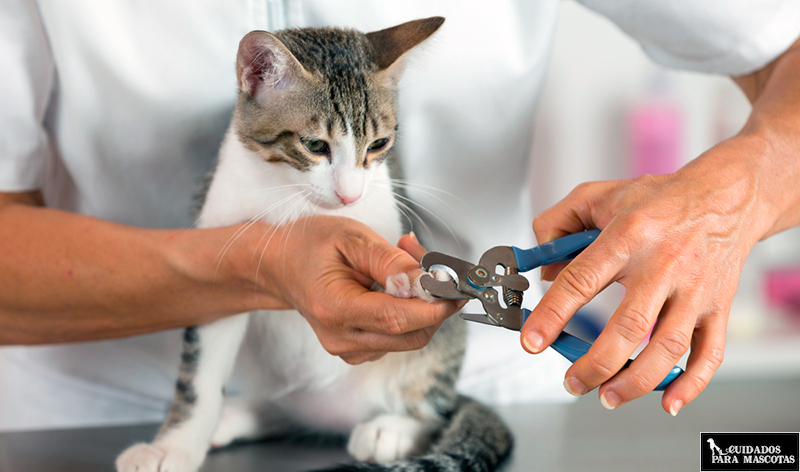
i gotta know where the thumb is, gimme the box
[338,227,422,287]
[398,232,426,261]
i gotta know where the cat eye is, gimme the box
[368,138,390,152]
[301,139,330,155]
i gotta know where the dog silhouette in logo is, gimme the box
[707,438,727,456]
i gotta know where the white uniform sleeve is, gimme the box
[0,0,55,191]
[575,0,800,75]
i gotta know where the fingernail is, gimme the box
[600,391,621,410]
[563,377,588,396]
[408,231,418,243]
[669,399,683,417]
[523,331,543,354]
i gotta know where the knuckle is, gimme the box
[534,302,571,328]
[531,215,548,235]
[687,371,711,394]
[701,345,725,371]
[585,351,616,379]
[308,300,333,325]
[378,307,408,336]
[615,213,651,244]
[625,370,655,395]
[559,264,601,301]
[656,330,691,359]
[342,354,365,365]
[404,330,431,351]
[613,307,652,345]
[571,181,596,197]
[321,338,346,357]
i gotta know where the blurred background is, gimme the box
[528,0,800,381]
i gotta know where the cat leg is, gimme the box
[210,398,291,449]
[347,414,443,463]
[116,313,250,472]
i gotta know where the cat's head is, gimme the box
[233,17,444,209]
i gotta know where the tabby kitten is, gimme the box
[116,17,511,472]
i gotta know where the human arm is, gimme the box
[0,190,458,363]
[520,37,800,414]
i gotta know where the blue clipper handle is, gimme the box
[521,309,682,391]
[512,229,601,272]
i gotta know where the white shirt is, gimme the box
[1,0,798,431]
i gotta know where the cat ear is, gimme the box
[236,31,310,100]
[366,16,444,85]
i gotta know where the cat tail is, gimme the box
[310,395,513,472]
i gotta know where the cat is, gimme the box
[116,17,512,472]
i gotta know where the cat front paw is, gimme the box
[347,414,436,464]
[385,269,451,303]
[116,442,204,472]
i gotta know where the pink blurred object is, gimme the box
[627,73,683,177]
[765,267,800,315]
[628,99,683,176]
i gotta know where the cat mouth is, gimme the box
[306,192,348,211]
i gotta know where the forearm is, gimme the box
[0,195,285,344]
[730,38,800,238]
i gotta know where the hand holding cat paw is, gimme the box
[259,216,462,364]
[386,232,456,302]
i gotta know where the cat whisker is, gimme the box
[190,184,310,230]
[277,197,315,280]
[388,178,465,208]
[370,186,436,244]
[393,196,435,243]
[253,190,312,290]
[213,191,306,282]
[379,178,462,248]
[386,188,460,249]
[252,183,313,195]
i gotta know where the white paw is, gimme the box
[347,414,435,464]
[386,269,450,303]
[210,402,260,449]
[116,442,204,472]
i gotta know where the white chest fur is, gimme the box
[199,128,405,429]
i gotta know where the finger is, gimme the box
[348,267,376,289]
[520,233,624,354]
[338,228,422,288]
[340,351,387,365]
[595,295,694,409]
[348,288,460,335]
[326,322,444,358]
[562,279,671,398]
[540,261,569,282]
[660,312,726,416]
[397,232,426,261]
[532,181,616,245]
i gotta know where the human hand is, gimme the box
[520,135,776,415]
[254,216,461,364]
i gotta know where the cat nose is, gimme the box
[336,191,362,205]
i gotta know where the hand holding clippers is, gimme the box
[419,230,682,391]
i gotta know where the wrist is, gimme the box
[156,224,289,318]
[735,114,800,239]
